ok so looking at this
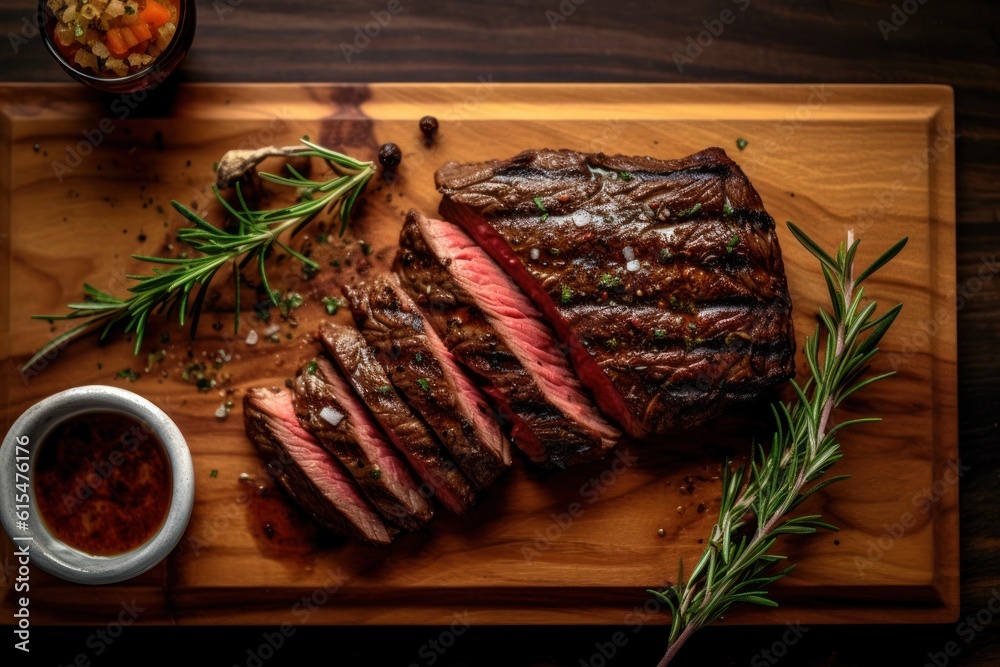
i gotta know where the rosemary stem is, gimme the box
[658,625,695,667]
[655,226,908,667]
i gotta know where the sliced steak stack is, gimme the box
[437,147,796,437]
[395,209,621,468]
[319,322,478,514]
[243,387,393,545]
[344,274,512,487]
[291,356,433,530]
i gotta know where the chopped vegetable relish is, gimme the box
[46,0,179,78]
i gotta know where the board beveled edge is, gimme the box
[0,83,960,626]
[925,87,960,624]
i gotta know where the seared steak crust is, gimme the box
[344,274,511,488]
[395,209,620,468]
[437,147,795,437]
[292,356,433,530]
[319,322,477,514]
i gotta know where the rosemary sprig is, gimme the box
[22,138,375,373]
[650,224,907,665]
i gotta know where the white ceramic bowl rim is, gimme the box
[0,385,194,585]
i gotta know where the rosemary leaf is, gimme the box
[23,138,374,373]
[651,225,907,666]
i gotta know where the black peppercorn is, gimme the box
[419,115,439,139]
[378,143,402,169]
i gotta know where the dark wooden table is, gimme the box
[1,0,997,664]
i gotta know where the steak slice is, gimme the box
[319,322,477,514]
[437,147,795,437]
[292,356,433,531]
[243,387,392,545]
[395,209,621,468]
[344,274,511,488]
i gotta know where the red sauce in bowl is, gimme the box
[34,411,171,557]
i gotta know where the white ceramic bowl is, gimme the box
[0,386,194,584]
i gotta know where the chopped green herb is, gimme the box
[722,200,734,217]
[211,161,219,172]
[73,21,84,37]
[277,291,304,317]
[619,171,633,181]
[115,368,140,382]
[654,329,667,340]
[678,203,702,218]
[736,138,748,151]
[124,4,136,15]
[378,384,392,395]
[605,338,618,350]
[97,362,103,370]
[726,234,740,253]
[306,359,318,375]
[330,258,341,267]
[210,469,218,478]
[688,322,697,331]
[417,378,430,392]
[549,248,561,256]
[359,240,373,256]
[658,248,674,264]
[370,467,382,480]
[196,377,213,392]
[322,296,344,315]
[561,284,573,304]
[597,273,622,290]
[317,233,329,243]
[534,196,549,222]
[414,352,425,364]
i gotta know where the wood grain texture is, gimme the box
[0,84,957,628]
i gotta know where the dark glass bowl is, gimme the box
[38,0,196,94]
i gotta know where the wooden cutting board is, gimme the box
[0,84,957,626]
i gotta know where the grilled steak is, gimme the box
[437,147,795,437]
[395,209,621,468]
[292,356,433,530]
[344,274,511,488]
[319,322,477,514]
[243,387,392,545]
